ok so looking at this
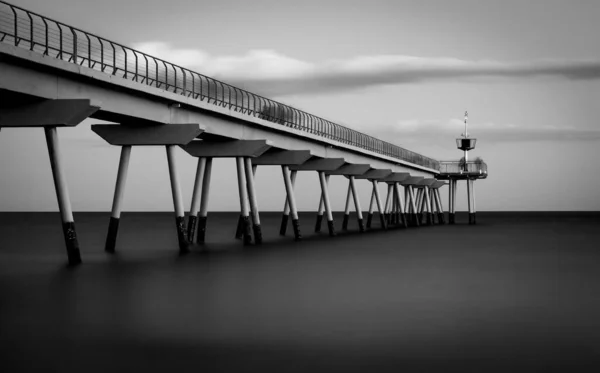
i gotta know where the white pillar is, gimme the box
[408,186,419,227]
[366,187,375,228]
[342,181,352,231]
[235,157,252,244]
[187,157,206,242]
[244,157,262,243]
[282,166,301,240]
[372,180,387,229]
[384,184,393,224]
[105,145,131,253]
[394,182,407,228]
[196,157,212,243]
[349,176,364,232]
[166,145,189,252]
[44,126,81,265]
[318,171,336,236]
[280,169,297,236]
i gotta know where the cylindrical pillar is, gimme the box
[408,186,419,227]
[366,187,375,229]
[384,184,392,225]
[235,157,252,245]
[315,193,324,232]
[44,127,81,265]
[349,176,364,232]
[187,157,206,242]
[196,158,212,243]
[105,145,131,253]
[318,171,336,236]
[280,170,297,236]
[282,166,301,240]
[244,157,262,244]
[448,180,454,224]
[166,145,189,253]
[372,180,387,229]
[394,183,407,228]
[342,181,352,231]
[435,188,445,224]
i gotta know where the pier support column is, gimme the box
[187,157,206,242]
[281,166,301,240]
[366,188,375,229]
[408,186,419,227]
[245,157,262,244]
[468,179,476,225]
[166,145,190,253]
[424,187,433,225]
[342,182,352,231]
[452,180,458,224]
[319,171,336,236]
[315,192,324,232]
[349,176,365,232]
[196,158,212,244]
[236,157,253,245]
[105,145,131,253]
[384,184,393,225]
[435,188,445,224]
[45,127,81,266]
[280,170,298,236]
[394,183,407,228]
[372,180,387,229]
[429,188,437,225]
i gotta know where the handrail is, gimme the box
[0,0,440,170]
[438,161,488,175]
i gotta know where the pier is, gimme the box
[0,1,488,265]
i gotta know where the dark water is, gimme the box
[1,211,600,372]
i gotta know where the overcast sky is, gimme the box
[1,0,599,211]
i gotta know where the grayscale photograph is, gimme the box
[1,0,599,371]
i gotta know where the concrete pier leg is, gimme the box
[166,145,189,253]
[372,180,387,230]
[187,157,206,243]
[468,179,476,225]
[391,186,397,225]
[349,176,365,232]
[393,184,401,225]
[236,157,252,245]
[105,145,131,253]
[282,166,301,240]
[384,184,392,225]
[342,182,352,231]
[280,170,297,236]
[196,158,212,244]
[416,189,424,225]
[394,183,407,228]
[448,180,453,224]
[44,127,81,266]
[244,158,262,244]
[474,180,478,224]
[427,189,435,224]
[366,188,375,229]
[319,171,336,236]
[315,194,324,232]
[451,180,457,224]
[408,186,419,227]
[435,189,445,224]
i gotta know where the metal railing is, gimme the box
[0,1,439,170]
[438,161,488,175]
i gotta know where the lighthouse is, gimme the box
[437,111,488,225]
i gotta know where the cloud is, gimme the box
[382,119,600,145]
[132,42,600,96]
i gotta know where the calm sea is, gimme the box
[1,211,600,372]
